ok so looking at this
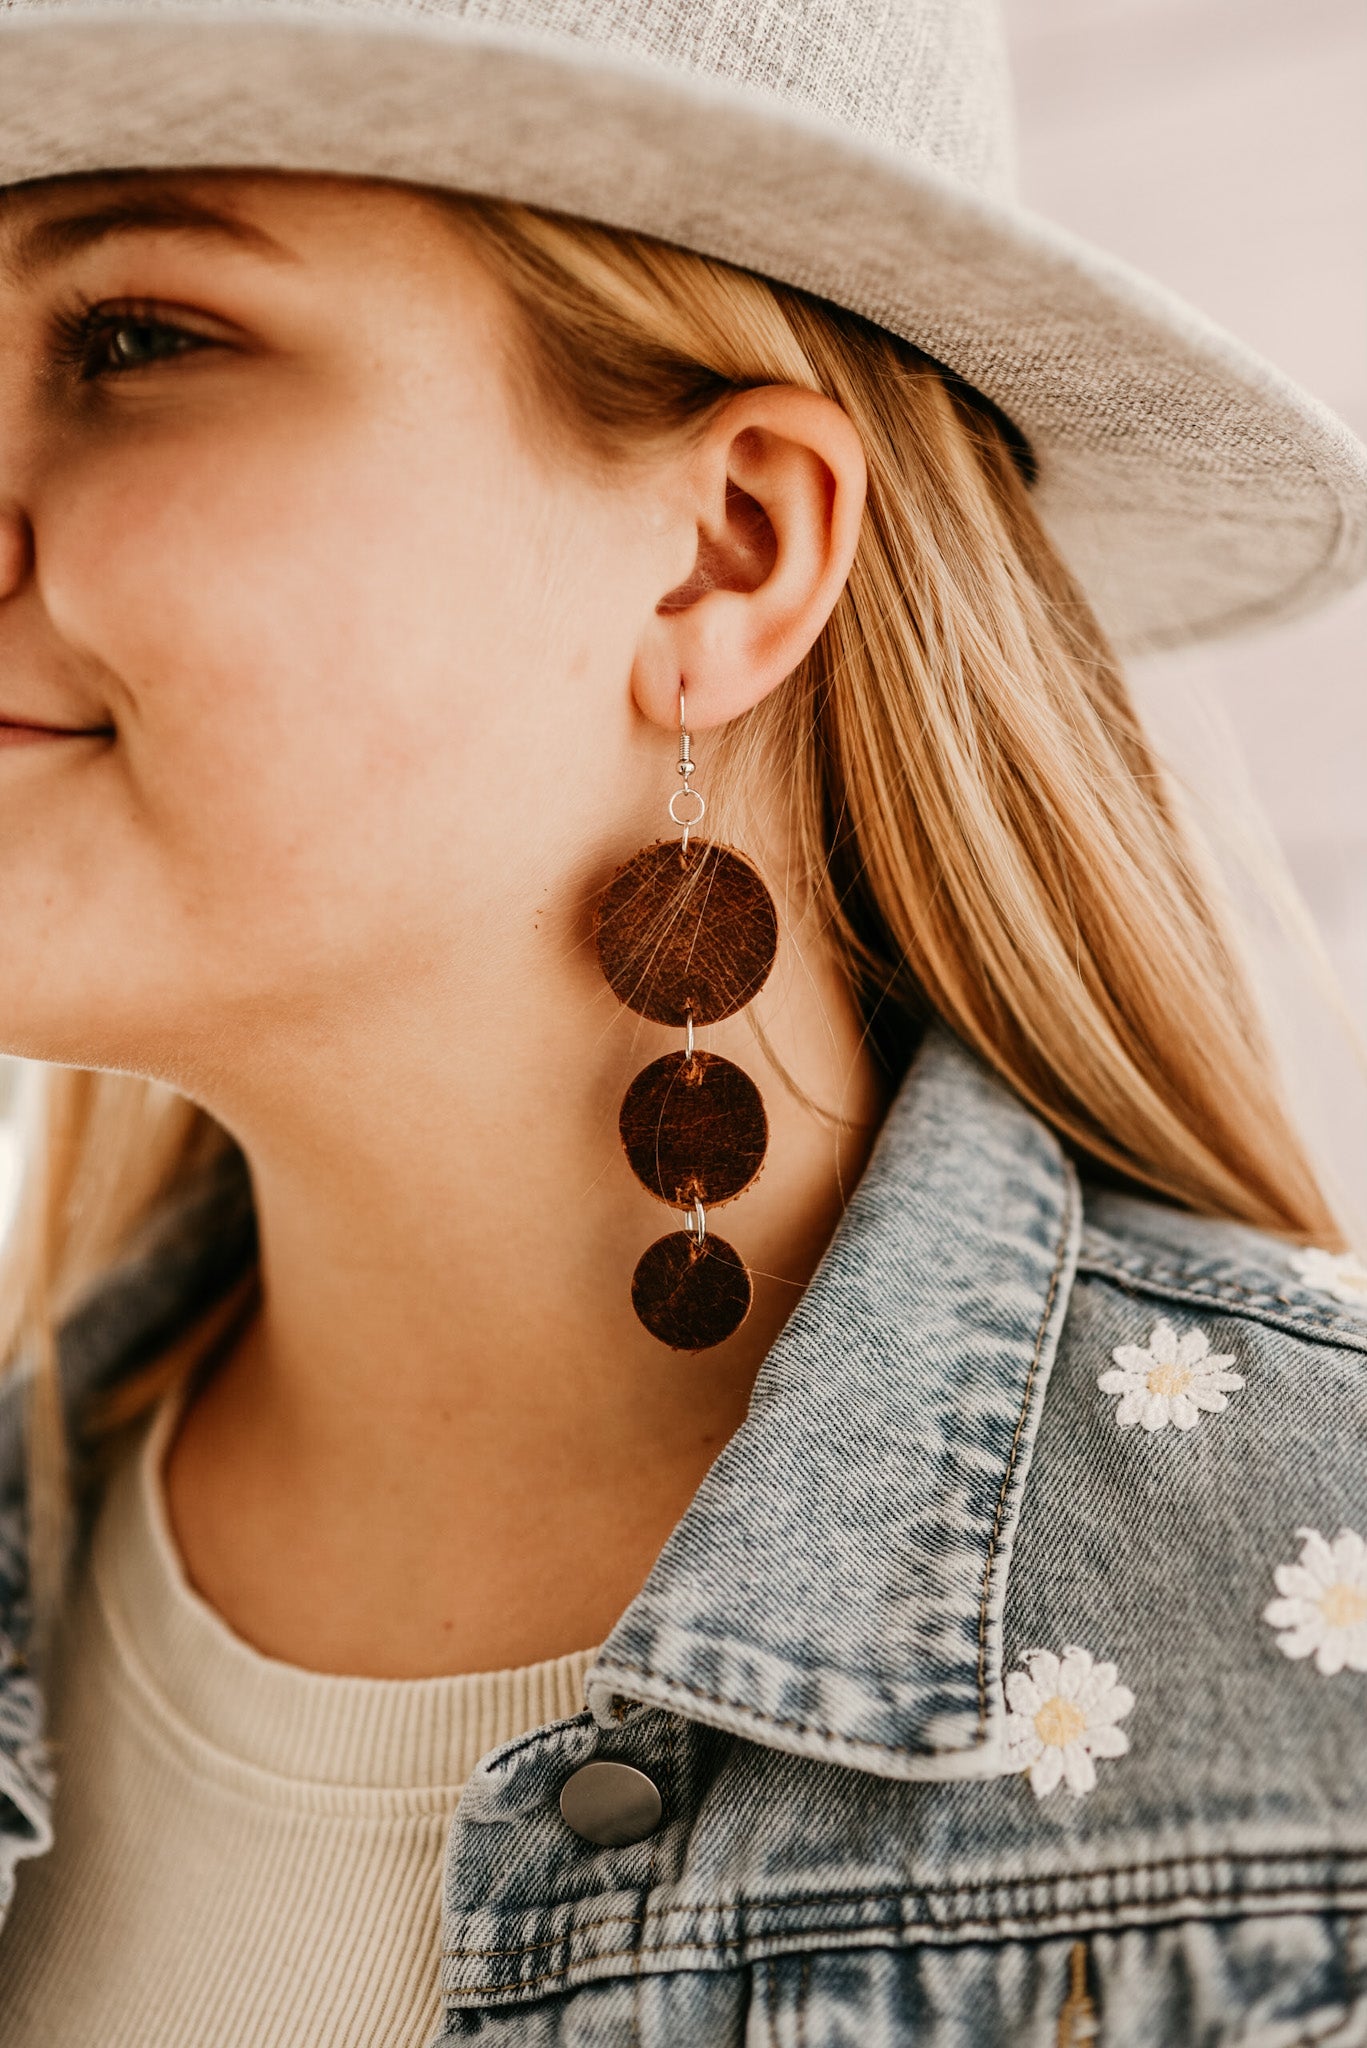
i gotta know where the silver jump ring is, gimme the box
[682,1200,707,1246]
[669,789,706,828]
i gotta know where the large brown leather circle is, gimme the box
[630,1231,753,1351]
[619,1051,767,1208]
[593,839,778,1027]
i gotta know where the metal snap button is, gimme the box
[558,1760,663,1846]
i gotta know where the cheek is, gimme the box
[40,407,565,973]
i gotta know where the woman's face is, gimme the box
[0,171,686,1086]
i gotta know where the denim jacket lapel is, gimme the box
[586,1025,1081,1780]
[0,1145,256,1911]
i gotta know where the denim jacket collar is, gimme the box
[0,1120,260,1903]
[586,1023,1081,1780]
[0,1024,1080,1904]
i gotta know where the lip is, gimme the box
[0,716,110,740]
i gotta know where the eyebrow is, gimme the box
[2,192,296,286]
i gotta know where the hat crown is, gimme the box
[442,0,1018,201]
[10,0,1019,203]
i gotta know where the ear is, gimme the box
[632,385,867,732]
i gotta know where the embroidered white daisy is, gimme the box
[1097,1318,1243,1433]
[1264,1526,1367,1675]
[1003,1645,1135,1799]
[1289,1247,1367,1309]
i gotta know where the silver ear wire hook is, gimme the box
[669,679,706,852]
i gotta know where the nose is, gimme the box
[0,502,32,598]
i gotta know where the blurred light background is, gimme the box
[1007,0,1367,1231]
[1,0,1364,1242]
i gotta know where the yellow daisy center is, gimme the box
[1034,1696,1087,1748]
[1145,1361,1190,1397]
[1320,1582,1367,1629]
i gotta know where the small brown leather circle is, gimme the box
[619,1051,767,1208]
[630,1232,753,1351]
[593,839,778,1026]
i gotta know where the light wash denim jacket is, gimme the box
[0,1025,1364,2046]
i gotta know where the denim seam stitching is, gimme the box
[484,1710,597,1774]
[975,1175,1075,1734]
[441,1883,1367,1997]
[581,1661,971,1757]
[443,1849,1367,1960]
[1077,1259,1367,1355]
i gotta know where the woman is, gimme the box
[0,1,1363,2042]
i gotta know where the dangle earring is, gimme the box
[593,686,778,1351]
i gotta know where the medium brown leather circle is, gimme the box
[593,839,778,1027]
[619,1051,767,1208]
[630,1231,753,1351]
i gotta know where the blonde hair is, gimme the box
[0,193,1343,1619]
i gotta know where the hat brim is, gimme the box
[2,4,1364,655]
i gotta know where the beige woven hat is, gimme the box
[2,0,1363,656]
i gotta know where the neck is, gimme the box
[164,806,891,1677]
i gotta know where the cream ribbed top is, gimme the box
[0,1393,598,2047]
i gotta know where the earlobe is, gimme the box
[632,386,866,734]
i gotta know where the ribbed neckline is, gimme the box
[90,1390,598,1792]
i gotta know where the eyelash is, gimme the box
[48,295,215,380]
